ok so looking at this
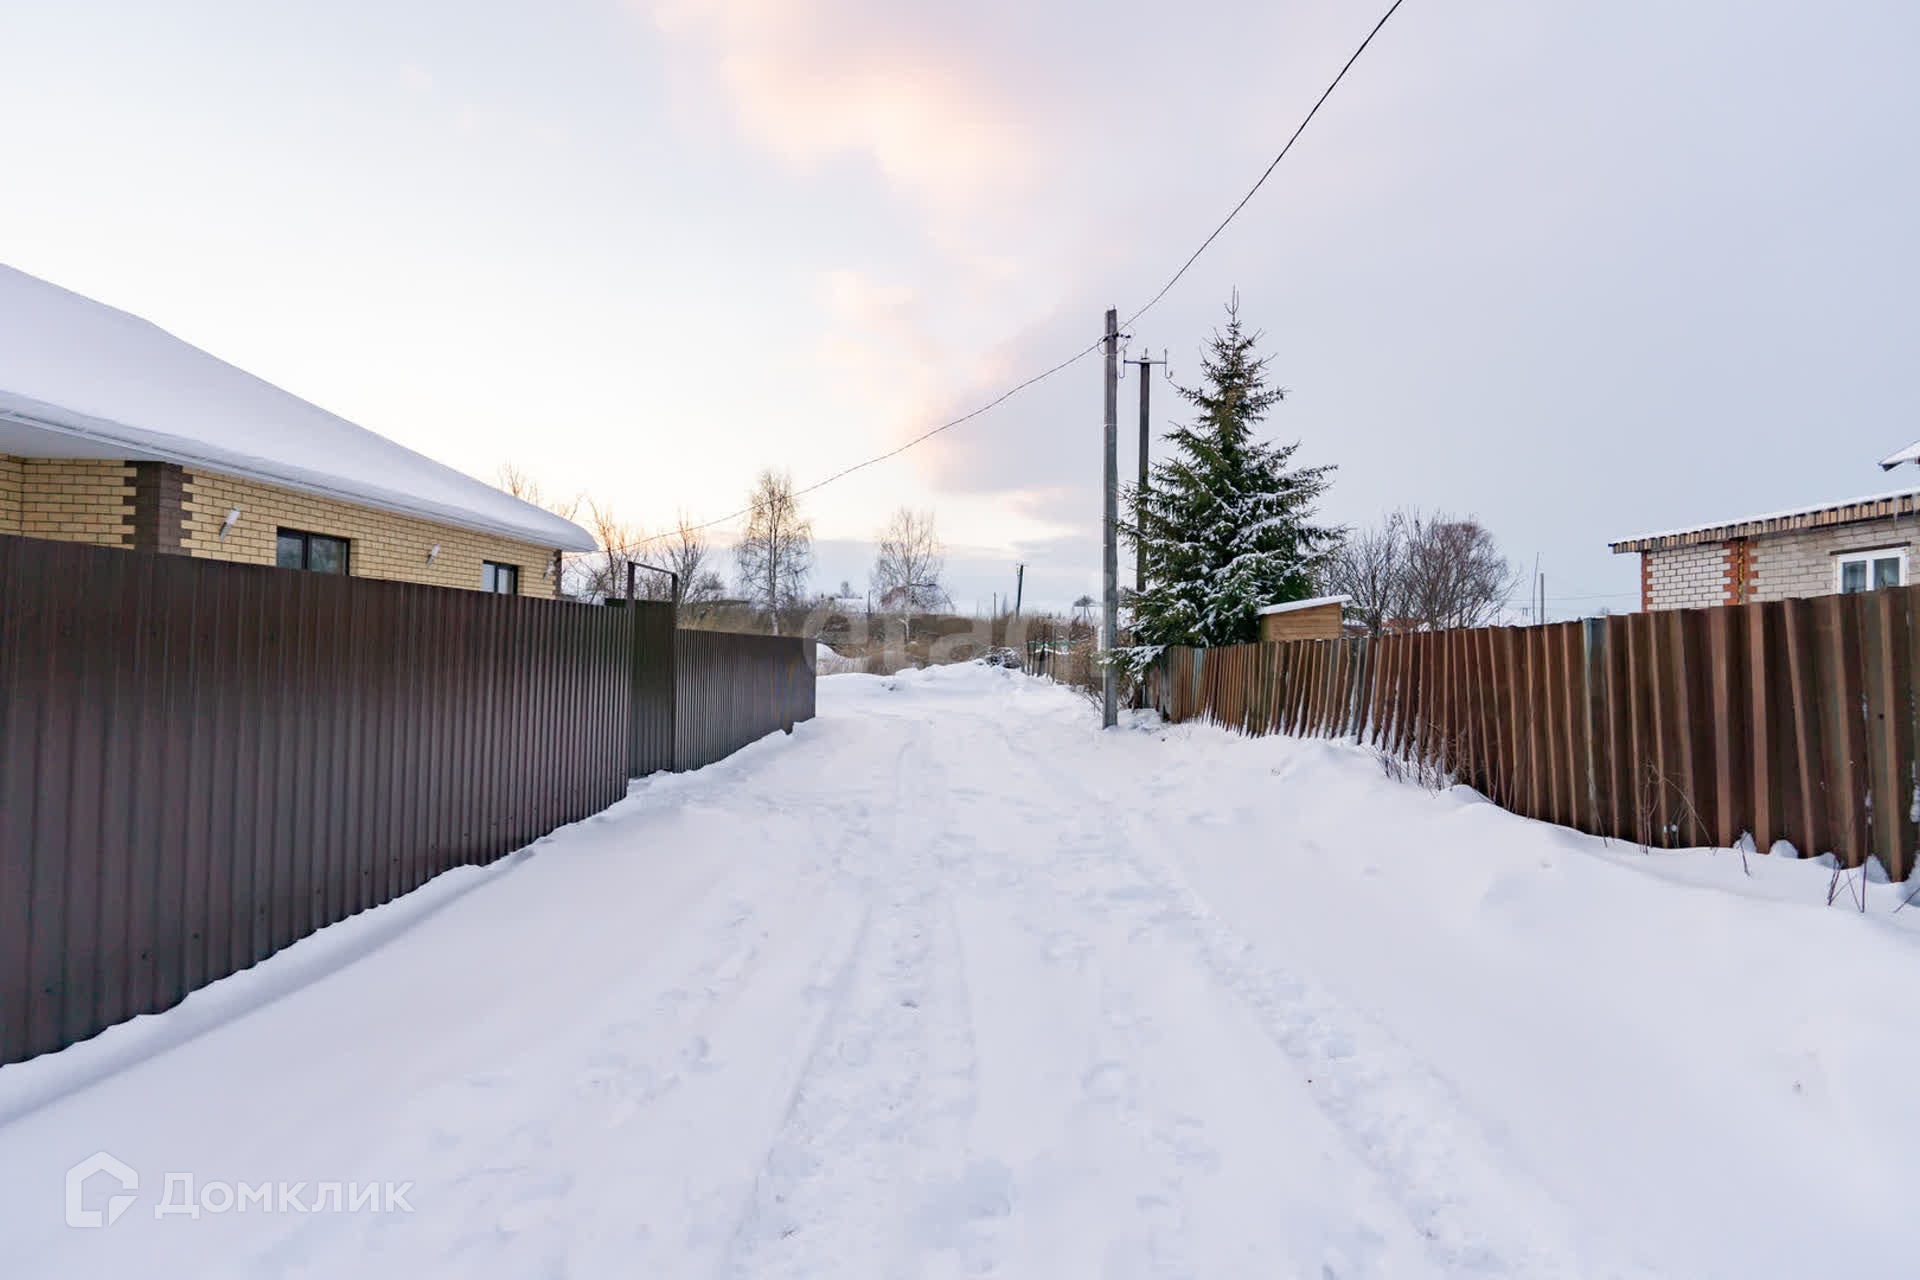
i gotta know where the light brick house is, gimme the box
[1611,480,1920,611]
[0,265,594,591]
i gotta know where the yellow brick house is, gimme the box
[0,265,594,589]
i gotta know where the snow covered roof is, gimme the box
[1609,485,1920,554]
[1256,594,1350,617]
[1881,440,1920,470]
[0,265,596,551]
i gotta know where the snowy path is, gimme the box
[6,665,1920,1279]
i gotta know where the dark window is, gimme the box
[481,562,519,595]
[276,529,350,575]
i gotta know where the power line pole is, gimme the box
[1013,563,1024,618]
[1102,307,1119,729]
[1125,348,1167,594]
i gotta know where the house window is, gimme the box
[481,561,519,595]
[275,529,350,575]
[1836,548,1904,594]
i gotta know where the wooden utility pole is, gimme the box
[1125,349,1166,594]
[1102,308,1119,729]
[1013,563,1024,618]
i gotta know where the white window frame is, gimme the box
[1835,546,1907,594]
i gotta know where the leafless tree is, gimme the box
[734,469,813,632]
[1400,509,1519,630]
[646,513,726,613]
[577,497,642,602]
[1323,512,1409,636]
[870,506,950,641]
[1326,508,1518,633]
[497,462,580,522]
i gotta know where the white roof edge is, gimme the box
[1608,484,1920,551]
[0,396,597,553]
[1881,440,1920,470]
[0,264,598,553]
[1257,594,1351,616]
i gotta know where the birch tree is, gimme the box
[870,506,950,640]
[734,469,813,631]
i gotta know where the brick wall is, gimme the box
[0,455,21,533]
[1259,602,1346,642]
[1641,514,1920,608]
[181,469,560,597]
[17,458,135,546]
[1748,517,1916,603]
[1642,541,1729,609]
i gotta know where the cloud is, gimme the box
[397,63,434,97]
[648,0,1044,212]
[639,0,1461,565]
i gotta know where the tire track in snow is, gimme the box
[943,726,1406,1279]
[721,722,986,1280]
[258,837,865,1278]
[968,702,1667,1280]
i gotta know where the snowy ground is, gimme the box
[6,664,1920,1279]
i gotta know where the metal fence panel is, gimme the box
[0,535,635,1067]
[627,603,677,777]
[1147,587,1920,878]
[673,630,817,772]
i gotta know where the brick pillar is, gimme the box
[131,461,188,554]
[1640,552,1652,611]
[1723,537,1752,605]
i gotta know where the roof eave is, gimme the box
[1610,490,1920,555]
[0,398,598,553]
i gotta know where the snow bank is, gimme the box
[813,643,866,675]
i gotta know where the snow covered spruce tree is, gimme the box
[1124,298,1337,649]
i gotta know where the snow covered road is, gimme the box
[6,664,1920,1278]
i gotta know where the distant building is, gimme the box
[0,265,594,595]
[1256,594,1349,642]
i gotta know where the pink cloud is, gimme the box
[648,0,1048,210]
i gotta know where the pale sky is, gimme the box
[3,0,1916,615]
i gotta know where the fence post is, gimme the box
[1582,618,1609,837]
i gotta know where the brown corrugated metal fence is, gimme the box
[0,535,816,1067]
[627,601,678,777]
[1146,590,1920,879]
[674,630,817,771]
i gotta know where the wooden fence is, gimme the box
[1145,590,1920,880]
[0,534,814,1067]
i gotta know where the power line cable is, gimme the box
[606,0,1410,554]
[608,338,1105,552]
[1122,0,1408,331]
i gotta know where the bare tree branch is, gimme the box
[1326,507,1518,633]
[870,507,950,641]
[734,469,813,632]
[497,462,581,523]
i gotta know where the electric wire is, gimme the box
[606,0,1410,553]
[1121,0,1408,331]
